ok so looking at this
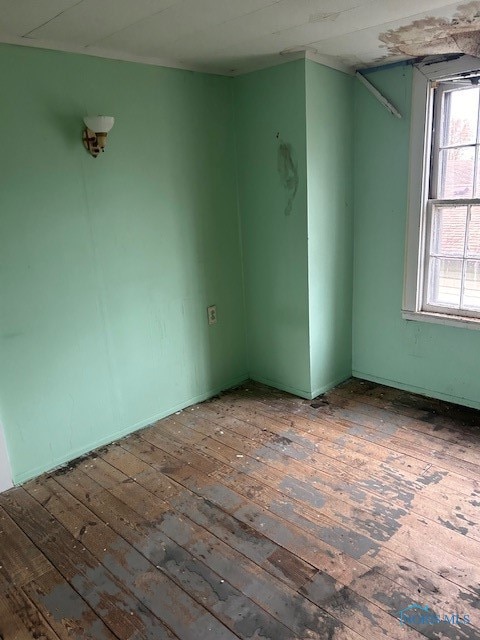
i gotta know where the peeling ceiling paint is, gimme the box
[380,2,480,58]
[1,0,480,74]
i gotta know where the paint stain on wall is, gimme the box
[277,141,298,216]
[380,2,480,58]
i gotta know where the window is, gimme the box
[404,56,480,328]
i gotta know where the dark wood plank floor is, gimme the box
[1,378,480,639]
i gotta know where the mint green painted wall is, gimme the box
[306,60,353,397]
[353,64,480,409]
[9,46,471,485]
[0,44,247,483]
[234,61,311,398]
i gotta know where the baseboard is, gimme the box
[12,373,249,486]
[250,373,352,400]
[310,373,353,400]
[0,424,13,492]
[249,375,313,400]
[352,370,480,411]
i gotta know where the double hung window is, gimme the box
[404,57,480,327]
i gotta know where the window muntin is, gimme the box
[422,80,480,317]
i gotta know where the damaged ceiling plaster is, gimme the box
[3,1,480,74]
[380,2,480,59]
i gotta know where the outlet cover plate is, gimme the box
[207,305,217,325]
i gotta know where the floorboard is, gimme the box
[1,378,480,639]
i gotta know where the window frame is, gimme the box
[403,55,480,329]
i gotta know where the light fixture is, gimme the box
[82,115,115,158]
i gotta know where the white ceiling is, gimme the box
[0,0,477,75]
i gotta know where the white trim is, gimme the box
[229,50,306,77]
[0,422,13,493]
[428,198,480,205]
[0,33,220,74]
[402,309,480,330]
[416,55,480,81]
[355,71,402,118]
[403,66,432,312]
[0,34,354,78]
[306,51,354,76]
[403,56,480,325]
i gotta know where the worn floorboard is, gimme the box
[1,378,480,639]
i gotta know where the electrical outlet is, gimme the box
[207,305,217,325]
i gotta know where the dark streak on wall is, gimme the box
[277,141,299,216]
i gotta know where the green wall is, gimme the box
[234,60,311,397]
[306,60,353,397]
[0,44,247,484]
[7,46,468,485]
[353,64,480,409]
[234,59,354,399]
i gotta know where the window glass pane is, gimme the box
[439,146,475,198]
[467,206,480,257]
[427,257,462,307]
[463,260,480,310]
[442,87,479,146]
[431,206,467,256]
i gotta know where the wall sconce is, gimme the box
[82,115,115,158]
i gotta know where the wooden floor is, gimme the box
[1,379,480,640]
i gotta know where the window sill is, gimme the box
[402,310,480,330]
